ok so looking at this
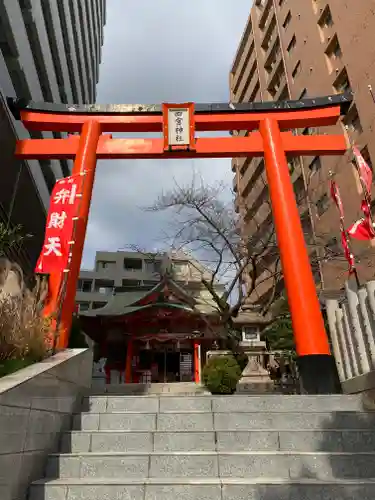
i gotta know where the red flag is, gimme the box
[348,217,375,241]
[330,180,344,218]
[353,145,373,197]
[341,231,355,274]
[35,175,82,274]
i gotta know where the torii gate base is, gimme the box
[9,93,352,394]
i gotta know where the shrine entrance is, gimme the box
[8,92,352,394]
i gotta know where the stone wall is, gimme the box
[0,348,93,500]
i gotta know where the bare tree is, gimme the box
[142,177,285,328]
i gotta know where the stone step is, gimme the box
[29,477,375,500]
[45,451,375,480]
[82,394,368,414]
[60,429,375,453]
[72,411,375,432]
[89,382,210,396]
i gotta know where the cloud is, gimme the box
[82,0,252,268]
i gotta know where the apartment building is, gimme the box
[0,0,106,273]
[230,0,375,304]
[76,250,226,313]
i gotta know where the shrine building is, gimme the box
[76,250,266,384]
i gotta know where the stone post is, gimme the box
[358,287,375,369]
[326,299,345,382]
[335,307,352,380]
[342,302,360,377]
[345,281,370,375]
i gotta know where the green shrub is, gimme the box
[202,355,242,395]
[0,357,35,377]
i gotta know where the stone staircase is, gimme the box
[29,393,375,499]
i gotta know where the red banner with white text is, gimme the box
[35,175,82,274]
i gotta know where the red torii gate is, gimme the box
[8,92,352,393]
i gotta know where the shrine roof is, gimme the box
[81,301,196,318]
[80,275,199,318]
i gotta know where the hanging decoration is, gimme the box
[35,175,82,274]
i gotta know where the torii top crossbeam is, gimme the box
[8,92,352,394]
[8,93,351,159]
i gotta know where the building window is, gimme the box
[143,280,159,288]
[287,35,296,55]
[293,176,305,202]
[352,146,373,174]
[333,68,351,93]
[345,106,363,134]
[328,35,342,59]
[145,259,162,274]
[292,61,301,80]
[309,156,322,173]
[77,279,93,292]
[319,6,333,28]
[96,260,116,271]
[93,280,114,295]
[278,86,290,101]
[173,261,188,276]
[121,279,141,288]
[283,11,292,29]
[299,88,307,99]
[360,147,373,171]
[316,194,330,216]
[92,302,107,310]
[123,258,142,271]
[77,302,90,312]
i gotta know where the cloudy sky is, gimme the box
[81,0,252,269]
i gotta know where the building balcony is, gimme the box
[231,35,255,92]
[243,72,261,103]
[258,0,273,29]
[329,57,344,81]
[274,78,288,101]
[241,158,265,199]
[236,52,257,102]
[317,4,335,42]
[244,183,269,223]
[264,32,279,69]
[267,52,283,89]
[313,0,328,17]
[234,194,241,214]
[261,13,276,51]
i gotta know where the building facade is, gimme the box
[76,250,226,313]
[230,0,375,304]
[0,0,106,273]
